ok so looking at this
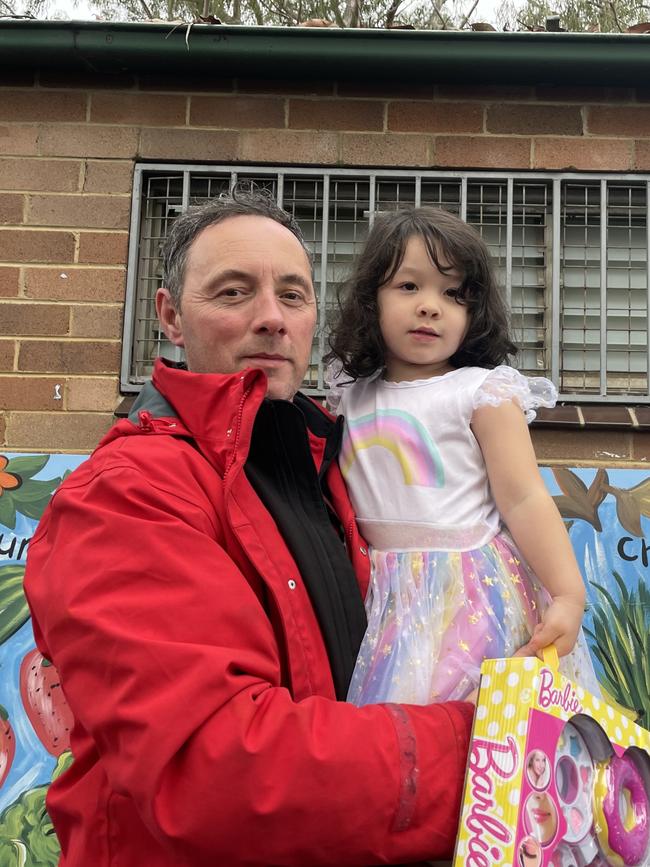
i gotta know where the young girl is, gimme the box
[327,206,600,705]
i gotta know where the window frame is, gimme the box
[121,164,650,402]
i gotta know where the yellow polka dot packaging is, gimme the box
[453,647,650,867]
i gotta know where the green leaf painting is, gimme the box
[0,456,60,532]
[0,753,72,867]
[0,565,28,647]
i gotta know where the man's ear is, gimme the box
[156,287,184,347]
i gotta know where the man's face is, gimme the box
[157,215,317,401]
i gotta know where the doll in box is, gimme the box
[455,650,650,867]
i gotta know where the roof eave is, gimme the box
[0,19,648,85]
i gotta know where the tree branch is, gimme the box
[458,0,480,28]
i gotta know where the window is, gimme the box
[122,166,650,402]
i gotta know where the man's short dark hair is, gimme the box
[161,187,312,309]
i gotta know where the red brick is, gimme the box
[240,79,334,96]
[289,99,384,131]
[532,429,632,462]
[338,81,434,99]
[6,410,114,451]
[0,158,81,192]
[0,90,86,123]
[138,74,234,92]
[239,130,337,164]
[40,71,136,89]
[388,101,483,134]
[0,376,65,411]
[18,340,121,375]
[0,194,24,224]
[40,125,139,159]
[83,161,133,195]
[434,136,531,169]
[587,106,650,137]
[24,268,125,302]
[191,95,285,129]
[436,85,533,101]
[0,125,39,157]
[70,305,123,339]
[340,132,429,166]
[0,340,15,371]
[0,412,5,445]
[0,229,75,263]
[487,104,583,135]
[77,233,129,266]
[534,137,632,171]
[0,302,70,336]
[634,140,650,169]
[0,267,20,298]
[90,92,187,126]
[27,195,130,230]
[66,376,120,412]
[139,128,239,161]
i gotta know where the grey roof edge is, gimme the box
[1,19,649,85]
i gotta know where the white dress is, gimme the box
[329,365,600,705]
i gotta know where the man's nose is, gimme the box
[252,289,287,334]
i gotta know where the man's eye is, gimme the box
[282,290,305,302]
[220,288,244,298]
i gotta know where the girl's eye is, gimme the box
[445,287,466,303]
[399,282,418,292]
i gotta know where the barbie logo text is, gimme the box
[538,668,583,715]
[463,735,519,867]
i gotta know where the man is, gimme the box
[24,192,474,867]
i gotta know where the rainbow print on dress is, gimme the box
[339,409,445,488]
[453,647,650,867]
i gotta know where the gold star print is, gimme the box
[486,606,494,616]
[482,576,495,587]
[502,590,511,600]
[508,557,515,564]
[459,640,470,653]
[468,612,483,624]
[515,558,521,565]
[382,643,392,656]
[511,574,522,585]
[468,572,476,580]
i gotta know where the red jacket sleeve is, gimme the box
[25,462,473,866]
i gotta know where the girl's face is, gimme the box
[377,234,469,382]
[532,753,546,778]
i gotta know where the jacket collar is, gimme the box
[103,358,338,476]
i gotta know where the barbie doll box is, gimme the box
[452,650,650,867]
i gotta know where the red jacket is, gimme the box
[24,360,473,867]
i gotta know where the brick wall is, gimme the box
[2,72,650,457]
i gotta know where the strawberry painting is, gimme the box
[0,705,15,789]
[20,649,73,757]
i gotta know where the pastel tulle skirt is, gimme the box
[347,530,600,706]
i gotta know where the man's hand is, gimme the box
[514,595,585,659]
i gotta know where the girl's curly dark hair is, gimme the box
[326,207,517,379]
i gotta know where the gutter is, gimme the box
[0,19,649,85]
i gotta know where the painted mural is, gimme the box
[0,456,649,864]
[0,453,85,866]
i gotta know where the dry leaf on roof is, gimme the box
[299,18,334,26]
[627,22,650,32]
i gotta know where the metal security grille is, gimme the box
[122,166,650,402]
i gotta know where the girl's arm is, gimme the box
[471,400,586,657]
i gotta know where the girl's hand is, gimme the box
[515,596,585,659]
